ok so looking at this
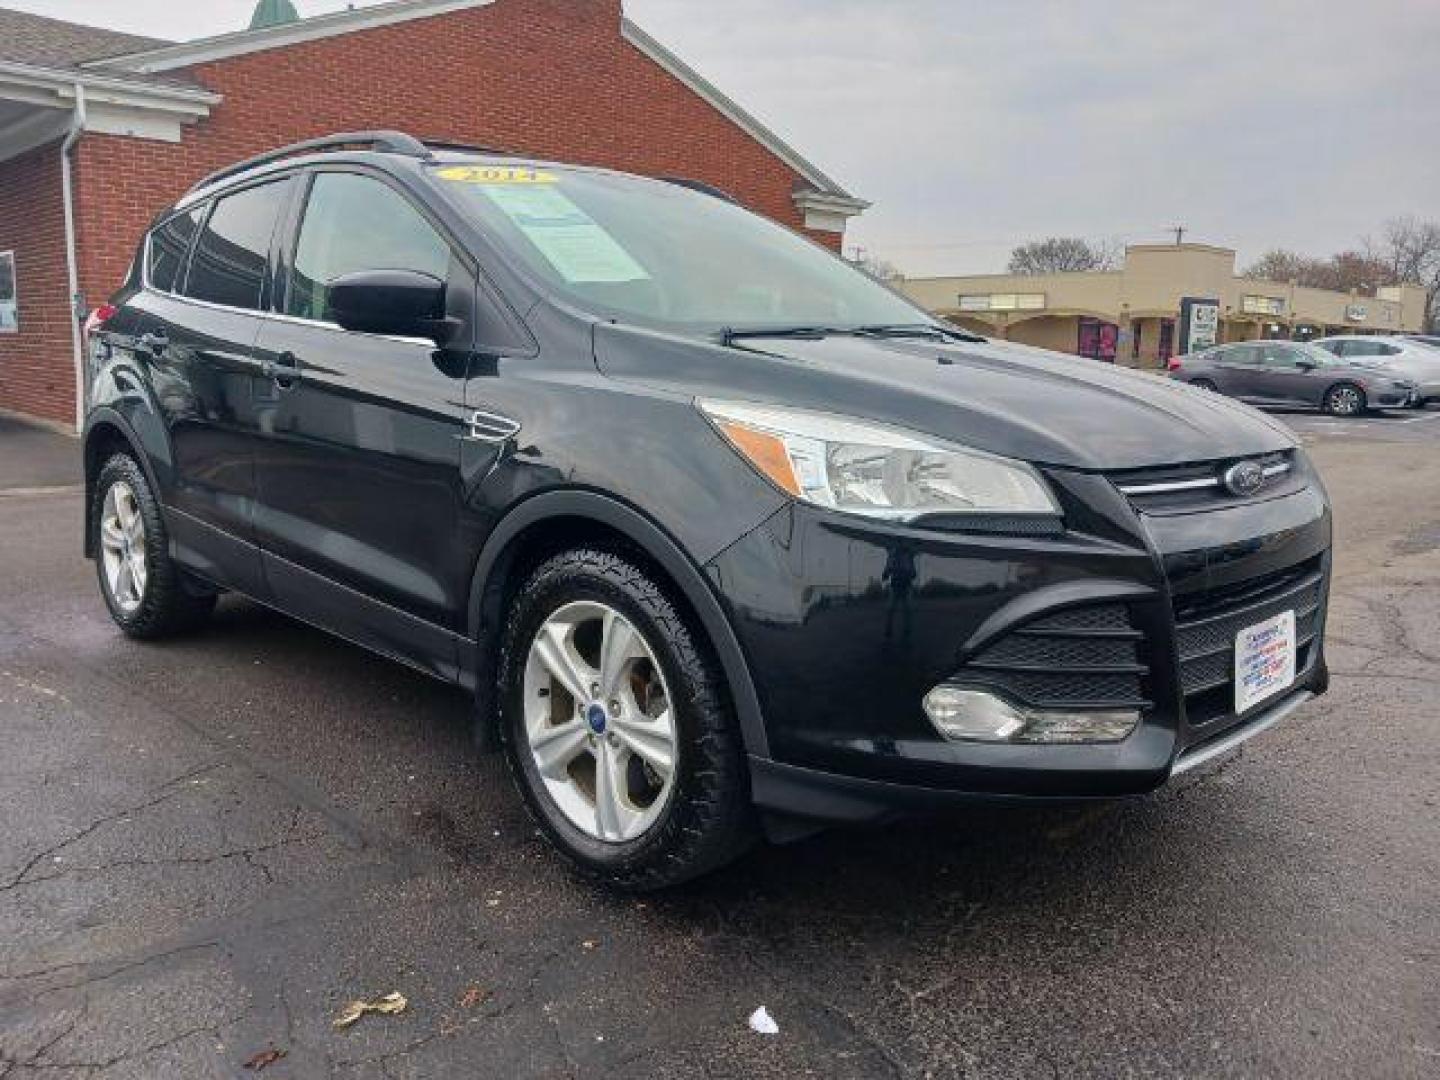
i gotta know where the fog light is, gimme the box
[922,687,1138,744]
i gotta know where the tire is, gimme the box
[1323,382,1366,416]
[92,453,216,639]
[497,548,754,890]
[1190,378,1218,392]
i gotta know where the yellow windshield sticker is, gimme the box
[435,165,557,185]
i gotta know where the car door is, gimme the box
[1212,343,1262,398]
[250,168,479,679]
[1254,343,1317,404]
[136,177,295,597]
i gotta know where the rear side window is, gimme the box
[182,180,289,310]
[286,172,451,322]
[146,208,202,293]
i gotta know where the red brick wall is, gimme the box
[12,0,843,426]
[0,143,76,427]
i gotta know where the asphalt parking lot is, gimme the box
[1,409,1437,1079]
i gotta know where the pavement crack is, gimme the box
[7,831,327,890]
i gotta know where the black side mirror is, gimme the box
[327,269,457,346]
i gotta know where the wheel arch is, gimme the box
[81,408,165,560]
[466,490,770,758]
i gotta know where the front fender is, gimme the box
[465,488,770,758]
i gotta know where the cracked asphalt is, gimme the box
[1,411,1437,1078]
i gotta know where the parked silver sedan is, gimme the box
[1312,334,1440,406]
[1167,340,1417,416]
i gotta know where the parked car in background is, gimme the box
[1167,340,1417,416]
[1401,334,1440,349]
[1313,335,1440,406]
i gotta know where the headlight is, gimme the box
[698,400,1059,520]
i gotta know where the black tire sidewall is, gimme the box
[92,453,213,637]
[1326,383,1365,416]
[497,550,749,887]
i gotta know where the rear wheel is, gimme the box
[93,453,215,638]
[1190,378,1218,392]
[1323,382,1366,416]
[497,548,753,890]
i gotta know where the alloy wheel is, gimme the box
[99,480,148,614]
[1328,386,1363,415]
[521,600,677,843]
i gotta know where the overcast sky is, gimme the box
[16,0,1440,276]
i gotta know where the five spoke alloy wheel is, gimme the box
[521,600,677,843]
[99,479,148,614]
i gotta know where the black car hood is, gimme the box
[593,324,1296,471]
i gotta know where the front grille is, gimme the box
[1109,451,1298,513]
[1174,558,1324,720]
[949,602,1150,710]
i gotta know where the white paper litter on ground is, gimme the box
[748,1006,779,1035]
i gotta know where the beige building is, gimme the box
[901,244,1429,368]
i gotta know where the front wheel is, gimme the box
[1323,382,1366,416]
[497,549,754,890]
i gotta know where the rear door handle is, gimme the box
[137,331,168,355]
[262,351,301,389]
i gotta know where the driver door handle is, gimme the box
[262,351,301,389]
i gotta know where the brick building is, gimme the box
[0,0,867,429]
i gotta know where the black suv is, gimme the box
[83,131,1332,888]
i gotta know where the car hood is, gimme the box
[593,323,1296,471]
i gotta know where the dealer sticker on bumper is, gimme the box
[1234,610,1296,714]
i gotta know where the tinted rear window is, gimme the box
[147,208,202,293]
[182,180,289,310]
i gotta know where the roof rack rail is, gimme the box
[657,176,739,204]
[187,130,429,194]
[422,139,525,157]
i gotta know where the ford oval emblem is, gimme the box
[1222,460,1266,497]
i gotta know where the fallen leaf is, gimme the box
[458,986,488,1009]
[333,991,409,1029]
[242,1047,287,1071]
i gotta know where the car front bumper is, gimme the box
[705,460,1332,827]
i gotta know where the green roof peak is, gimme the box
[249,0,300,30]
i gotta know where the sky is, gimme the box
[15,0,1440,277]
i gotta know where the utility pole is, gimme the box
[1171,225,1186,246]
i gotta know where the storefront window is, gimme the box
[1078,317,1119,362]
[0,251,17,333]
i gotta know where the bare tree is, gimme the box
[1243,248,1391,295]
[1008,238,1112,275]
[1365,216,1440,330]
[846,248,903,283]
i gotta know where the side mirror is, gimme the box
[327,269,457,346]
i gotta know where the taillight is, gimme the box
[83,303,117,342]
[1166,357,1183,371]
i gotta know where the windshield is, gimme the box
[430,163,924,335]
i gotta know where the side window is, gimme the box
[1377,343,1402,356]
[146,208,202,293]
[1345,340,1374,357]
[1316,340,1344,356]
[1263,345,1303,367]
[182,180,289,310]
[286,172,451,322]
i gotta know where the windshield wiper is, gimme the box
[719,325,846,345]
[853,323,987,343]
